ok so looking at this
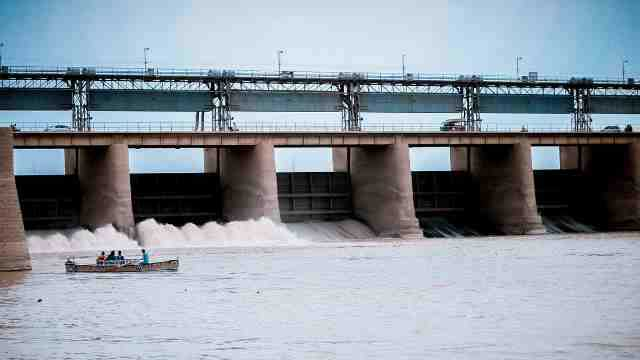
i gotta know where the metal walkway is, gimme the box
[2,65,639,132]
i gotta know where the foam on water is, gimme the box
[136,217,310,248]
[26,217,312,254]
[25,214,599,254]
[27,225,139,254]
[285,219,376,242]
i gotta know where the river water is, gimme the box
[1,224,640,359]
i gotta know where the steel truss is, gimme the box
[211,80,233,131]
[69,79,91,131]
[3,71,640,133]
[459,86,482,132]
[338,83,362,131]
[570,88,592,132]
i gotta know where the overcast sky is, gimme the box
[3,0,639,173]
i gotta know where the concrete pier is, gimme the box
[203,148,218,173]
[219,142,280,221]
[64,148,78,175]
[350,141,422,238]
[450,147,469,171]
[559,146,581,170]
[332,148,348,172]
[469,141,545,235]
[0,128,31,271]
[77,144,135,235]
[581,144,640,229]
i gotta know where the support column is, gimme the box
[469,141,545,235]
[0,128,31,271]
[203,148,218,173]
[332,147,348,172]
[559,146,580,170]
[219,142,280,221]
[77,144,134,236]
[450,147,469,171]
[580,144,640,230]
[64,148,78,175]
[350,141,422,239]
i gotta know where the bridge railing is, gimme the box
[3,120,592,133]
[2,65,635,84]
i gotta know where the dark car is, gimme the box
[440,119,465,132]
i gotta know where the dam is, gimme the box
[2,66,640,270]
[3,129,640,270]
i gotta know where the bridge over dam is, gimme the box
[2,66,640,270]
[3,129,640,270]
[2,66,640,133]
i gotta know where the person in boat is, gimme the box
[117,250,124,263]
[105,250,116,263]
[141,249,150,265]
[96,251,106,265]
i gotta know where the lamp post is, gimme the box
[402,54,406,78]
[516,56,523,79]
[144,47,150,72]
[622,59,629,82]
[0,42,4,67]
[277,50,284,74]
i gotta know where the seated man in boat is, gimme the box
[141,249,150,265]
[105,250,116,263]
[96,251,106,265]
[117,250,125,264]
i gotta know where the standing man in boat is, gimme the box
[141,249,150,265]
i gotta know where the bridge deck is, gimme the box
[12,131,640,148]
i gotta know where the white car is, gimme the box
[44,124,73,132]
[601,125,621,133]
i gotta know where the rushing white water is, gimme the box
[26,214,604,254]
[285,219,376,242]
[27,225,139,254]
[136,217,310,248]
[26,217,318,254]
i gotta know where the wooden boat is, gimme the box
[65,259,179,273]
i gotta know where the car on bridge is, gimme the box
[601,125,621,133]
[440,119,465,132]
[44,124,73,132]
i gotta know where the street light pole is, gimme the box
[516,56,523,79]
[402,54,406,78]
[144,47,150,72]
[277,50,284,74]
[622,59,628,82]
[0,42,4,67]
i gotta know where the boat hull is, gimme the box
[65,259,179,273]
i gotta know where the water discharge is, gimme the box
[26,217,378,254]
[27,225,139,254]
[26,215,602,254]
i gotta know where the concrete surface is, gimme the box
[77,144,135,236]
[450,147,469,171]
[203,148,218,173]
[332,148,348,172]
[580,144,640,230]
[469,141,546,235]
[350,141,422,239]
[219,142,280,221]
[0,128,31,271]
[13,131,640,148]
[64,148,78,175]
[559,146,581,170]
